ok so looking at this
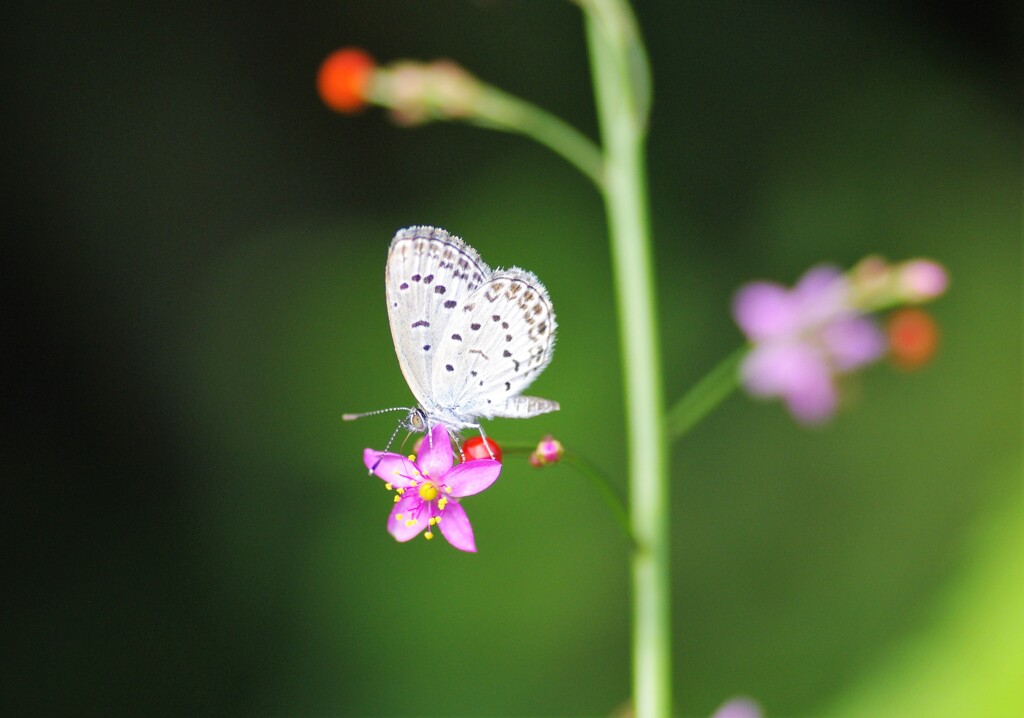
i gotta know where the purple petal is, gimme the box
[741,343,838,423]
[740,343,827,397]
[388,494,429,542]
[710,697,762,718]
[416,424,454,480]
[732,282,798,340]
[444,460,502,497]
[792,265,850,326]
[820,316,885,371]
[783,366,838,424]
[437,501,476,553]
[363,449,418,487]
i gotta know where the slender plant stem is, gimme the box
[584,2,671,716]
[561,451,633,541]
[368,72,605,190]
[470,87,606,190]
[504,443,632,539]
[665,347,746,441]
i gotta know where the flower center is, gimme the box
[418,482,439,502]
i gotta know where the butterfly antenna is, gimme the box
[367,420,411,475]
[343,406,412,422]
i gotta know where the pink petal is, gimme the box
[741,343,826,397]
[794,265,843,296]
[783,367,838,424]
[741,343,838,423]
[444,460,501,497]
[820,316,885,371]
[899,259,948,301]
[437,501,476,553]
[363,449,418,487]
[793,265,850,326]
[732,282,797,340]
[415,424,454,480]
[710,698,762,718]
[388,494,429,542]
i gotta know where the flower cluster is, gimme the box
[733,257,947,424]
[364,424,501,553]
[317,47,483,126]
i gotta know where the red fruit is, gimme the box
[462,435,502,463]
[317,48,375,113]
[887,307,939,369]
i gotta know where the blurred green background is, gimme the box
[4,1,1021,716]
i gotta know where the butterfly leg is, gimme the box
[444,426,466,462]
[471,423,497,460]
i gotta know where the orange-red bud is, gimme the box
[317,48,375,113]
[887,308,940,369]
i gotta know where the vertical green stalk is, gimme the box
[583,2,671,717]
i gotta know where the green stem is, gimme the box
[470,87,606,190]
[584,2,670,717]
[502,444,632,540]
[368,68,604,189]
[665,347,746,441]
[562,451,633,541]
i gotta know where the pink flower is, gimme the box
[363,424,501,552]
[529,434,565,467]
[733,266,885,424]
[710,697,762,718]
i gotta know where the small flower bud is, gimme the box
[376,59,482,126]
[898,259,949,302]
[849,255,894,306]
[530,435,564,467]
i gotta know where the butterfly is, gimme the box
[345,226,559,441]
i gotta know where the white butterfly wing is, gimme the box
[385,226,491,413]
[430,267,558,422]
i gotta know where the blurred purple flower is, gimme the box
[733,266,885,424]
[710,697,762,718]
[364,423,501,552]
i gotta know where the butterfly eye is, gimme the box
[406,409,426,432]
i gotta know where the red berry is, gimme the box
[887,308,939,369]
[462,435,502,463]
[317,48,375,113]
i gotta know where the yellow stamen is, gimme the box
[385,482,393,491]
[424,531,434,540]
[438,497,448,511]
[408,454,416,462]
[393,495,401,503]
[405,519,417,528]
[395,513,404,521]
